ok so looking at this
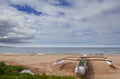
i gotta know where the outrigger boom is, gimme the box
[53,54,113,76]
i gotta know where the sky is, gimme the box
[0,0,120,47]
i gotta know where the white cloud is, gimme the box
[0,3,35,43]
[0,0,120,46]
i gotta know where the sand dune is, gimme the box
[0,54,120,79]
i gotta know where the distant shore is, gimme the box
[0,54,120,79]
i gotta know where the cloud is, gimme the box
[0,3,35,43]
[34,0,120,46]
[0,19,35,43]
[0,0,120,46]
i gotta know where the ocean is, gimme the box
[0,47,120,55]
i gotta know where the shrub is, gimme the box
[0,62,75,79]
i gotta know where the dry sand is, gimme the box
[0,54,120,79]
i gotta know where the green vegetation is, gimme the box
[79,57,86,66]
[0,62,75,79]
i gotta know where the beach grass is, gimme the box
[0,62,75,79]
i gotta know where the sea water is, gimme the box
[0,47,120,55]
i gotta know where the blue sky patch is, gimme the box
[51,0,72,7]
[11,4,42,15]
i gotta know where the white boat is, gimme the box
[54,54,113,75]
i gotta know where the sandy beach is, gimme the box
[0,54,120,79]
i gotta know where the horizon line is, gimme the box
[0,43,120,48]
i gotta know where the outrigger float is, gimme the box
[53,54,113,76]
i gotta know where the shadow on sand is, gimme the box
[77,61,94,79]
[109,64,120,70]
[110,65,118,69]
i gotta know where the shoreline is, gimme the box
[1,53,120,56]
[0,54,120,79]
